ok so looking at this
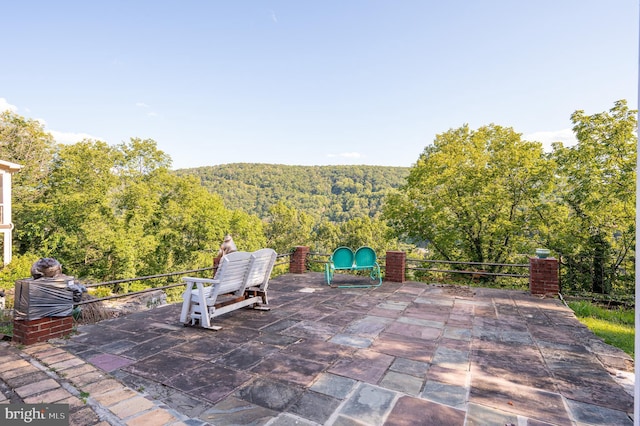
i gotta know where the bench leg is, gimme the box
[196,283,213,329]
[179,286,193,324]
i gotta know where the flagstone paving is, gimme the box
[2,272,634,425]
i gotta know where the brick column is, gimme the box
[290,246,309,274]
[385,251,406,283]
[13,316,74,346]
[529,257,559,296]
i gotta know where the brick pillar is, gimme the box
[529,257,559,296]
[290,246,309,274]
[13,316,74,346]
[385,251,406,283]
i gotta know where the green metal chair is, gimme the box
[324,246,382,288]
[353,246,382,287]
[325,247,354,285]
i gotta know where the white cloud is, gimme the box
[270,10,278,23]
[136,102,149,108]
[523,128,578,152]
[147,111,158,117]
[0,98,102,144]
[327,152,362,159]
[0,98,18,112]
[50,130,103,144]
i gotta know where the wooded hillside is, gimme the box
[176,163,409,222]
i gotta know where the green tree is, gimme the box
[139,174,231,275]
[112,138,174,277]
[0,111,55,203]
[13,136,244,281]
[117,137,172,175]
[228,210,267,252]
[27,140,125,278]
[551,100,637,293]
[336,217,395,255]
[0,111,57,255]
[313,220,340,253]
[265,202,313,254]
[384,124,554,268]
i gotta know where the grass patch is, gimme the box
[0,309,12,336]
[567,300,634,358]
[0,322,11,336]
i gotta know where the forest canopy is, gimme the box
[176,163,409,223]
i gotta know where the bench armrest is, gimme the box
[183,277,220,285]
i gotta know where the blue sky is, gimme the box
[1,1,637,170]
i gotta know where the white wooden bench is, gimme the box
[179,248,277,330]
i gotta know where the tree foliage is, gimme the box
[177,163,408,223]
[0,113,266,281]
[551,100,636,293]
[0,111,55,204]
[384,124,554,267]
[384,100,636,294]
[264,201,314,254]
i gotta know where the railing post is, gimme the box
[529,256,559,296]
[13,316,74,346]
[385,251,406,283]
[290,246,309,274]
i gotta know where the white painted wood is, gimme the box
[180,248,277,329]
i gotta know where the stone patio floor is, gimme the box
[54,272,635,425]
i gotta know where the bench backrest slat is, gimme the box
[214,251,252,295]
[245,248,277,289]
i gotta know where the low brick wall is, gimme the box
[385,251,406,283]
[13,316,74,346]
[529,257,559,295]
[290,246,309,274]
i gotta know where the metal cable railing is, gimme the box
[81,267,215,288]
[306,252,528,278]
[406,258,529,279]
[77,252,292,305]
[73,250,531,308]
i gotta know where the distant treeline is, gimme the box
[176,164,409,222]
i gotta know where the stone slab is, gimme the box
[338,383,396,425]
[287,390,341,424]
[385,396,466,426]
[87,353,135,372]
[389,357,429,378]
[310,373,357,399]
[168,364,252,404]
[379,371,424,395]
[235,378,303,411]
[251,351,326,387]
[122,352,202,383]
[328,349,394,384]
[469,375,572,426]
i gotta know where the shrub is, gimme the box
[0,253,40,291]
